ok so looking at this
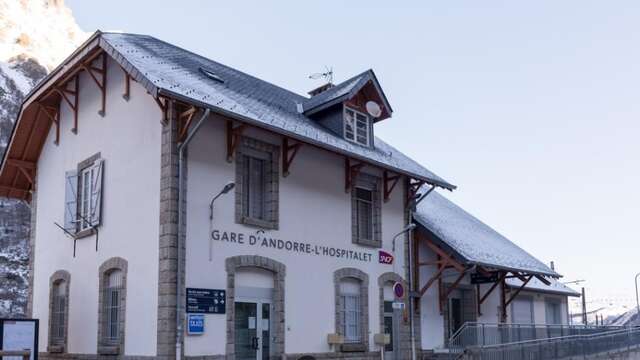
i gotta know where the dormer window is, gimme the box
[344,107,370,146]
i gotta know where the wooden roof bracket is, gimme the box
[383,170,400,202]
[54,75,79,134]
[154,96,168,124]
[344,157,365,192]
[7,159,36,186]
[504,274,534,307]
[81,52,107,116]
[38,103,60,145]
[282,137,302,177]
[123,72,131,101]
[177,105,198,143]
[226,120,246,162]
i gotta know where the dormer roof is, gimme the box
[302,70,392,120]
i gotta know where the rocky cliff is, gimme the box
[0,0,85,317]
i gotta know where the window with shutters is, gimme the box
[48,270,70,353]
[235,137,279,229]
[97,258,127,355]
[64,153,104,237]
[351,174,382,247]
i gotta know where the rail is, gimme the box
[462,326,640,360]
[447,322,624,350]
[0,350,31,360]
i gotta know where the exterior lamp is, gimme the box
[209,181,235,220]
[392,223,417,252]
[635,273,640,320]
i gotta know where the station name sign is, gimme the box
[212,229,393,264]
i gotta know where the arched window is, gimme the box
[48,270,70,353]
[98,257,127,354]
[334,268,369,352]
[340,278,362,343]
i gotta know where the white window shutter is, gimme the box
[64,170,78,232]
[90,159,104,227]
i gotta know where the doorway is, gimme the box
[383,300,401,360]
[235,300,272,360]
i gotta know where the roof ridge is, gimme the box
[104,32,308,102]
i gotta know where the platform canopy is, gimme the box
[412,190,562,320]
[413,191,558,277]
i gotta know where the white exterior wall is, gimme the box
[32,59,162,355]
[508,291,569,325]
[184,119,408,356]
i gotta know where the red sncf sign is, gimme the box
[378,250,394,265]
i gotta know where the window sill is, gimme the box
[47,345,65,353]
[241,216,278,230]
[97,345,120,355]
[353,238,381,248]
[340,342,367,352]
[74,228,96,240]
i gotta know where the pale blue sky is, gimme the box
[67,1,640,308]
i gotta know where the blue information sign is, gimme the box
[186,288,226,314]
[187,314,204,335]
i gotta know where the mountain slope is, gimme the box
[0,0,85,317]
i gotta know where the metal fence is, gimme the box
[463,327,640,360]
[448,322,624,350]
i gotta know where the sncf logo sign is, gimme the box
[378,250,394,265]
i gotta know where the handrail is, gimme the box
[447,321,624,350]
[0,349,31,360]
[463,327,640,360]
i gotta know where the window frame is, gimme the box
[343,106,371,146]
[235,136,280,230]
[66,152,103,239]
[334,268,369,352]
[48,270,70,353]
[97,257,127,355]
[351,173,382,248]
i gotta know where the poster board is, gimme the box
[0,319,39,360]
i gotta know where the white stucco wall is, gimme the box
[32,58,162,356]
[184,119,408,356]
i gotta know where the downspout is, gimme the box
[408,184,436,360]
[176,108,210,360]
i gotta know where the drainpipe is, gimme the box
[408,185,436,360]
[176,108,210,360]
[407,185,436,360]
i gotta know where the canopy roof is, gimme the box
[0,31,456,200]
[413,191,559,277]
[507,277,580,297]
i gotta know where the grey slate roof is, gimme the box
[507,277,580,297]
[413,191,558,277]
[98,32,454,190]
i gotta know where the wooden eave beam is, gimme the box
[479,271,507,305]
[154,97,168,124]
[419,258,449,296]
[505,274,534,307]
[534,274,552,286]
[383,170,401,202]
[37,103,59,145]
[177,105,198,143]
[440,271,466,309]
[344,157,366,192]
[81,52,107,116]
[422,237,466,273]
[282,137,302,177]
[226,120,246,162]
[6,159,36,170]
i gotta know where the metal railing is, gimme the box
[462,326,640,360]
[448,322,624,350]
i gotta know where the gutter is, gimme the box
[176,108,210,360]
[157,88,457,191]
